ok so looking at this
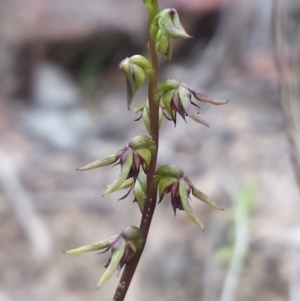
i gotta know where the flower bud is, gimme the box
[119,55,153,110]
[157,8,191,39]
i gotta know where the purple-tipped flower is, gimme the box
[78,135,155,196]
[157,80,229,126]
[155,165,223,229]
[64,226,144,288]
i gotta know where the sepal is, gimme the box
[78,154,118,171]
[133,171,147,212]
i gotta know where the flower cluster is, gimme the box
[65,226,143,287]
[156,80,229,126]
[155,165,222,229]
[78,135,155,196]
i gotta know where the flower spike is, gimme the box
[155,165,222,229]
[64,226,144,288]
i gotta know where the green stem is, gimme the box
[112,2,159,301]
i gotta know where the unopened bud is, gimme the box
[158,8,191,39]
[119,55,152,110]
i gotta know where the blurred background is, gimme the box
[0,0,300,300]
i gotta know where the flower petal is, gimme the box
[191,89,229,105]
[178,87,209,127]
[103,151,133,196]
[134,148,152,169]
[97,239,126,287]
[179,179,204,229]
[64,236,118,255]
[77,154,118,171]
[157,176,178,202]
[161,89,176,121]
[192,186,223,210]
[133,171,147,212]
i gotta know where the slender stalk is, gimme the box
[112,2,159,300]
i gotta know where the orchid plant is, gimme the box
[65,1,228,300]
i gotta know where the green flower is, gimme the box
[157,80,229,126]
[119,55,153,109]
[155,165,223,229]
[154,8,191,39]
[65,226,144,288]
[78,136,155,196]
